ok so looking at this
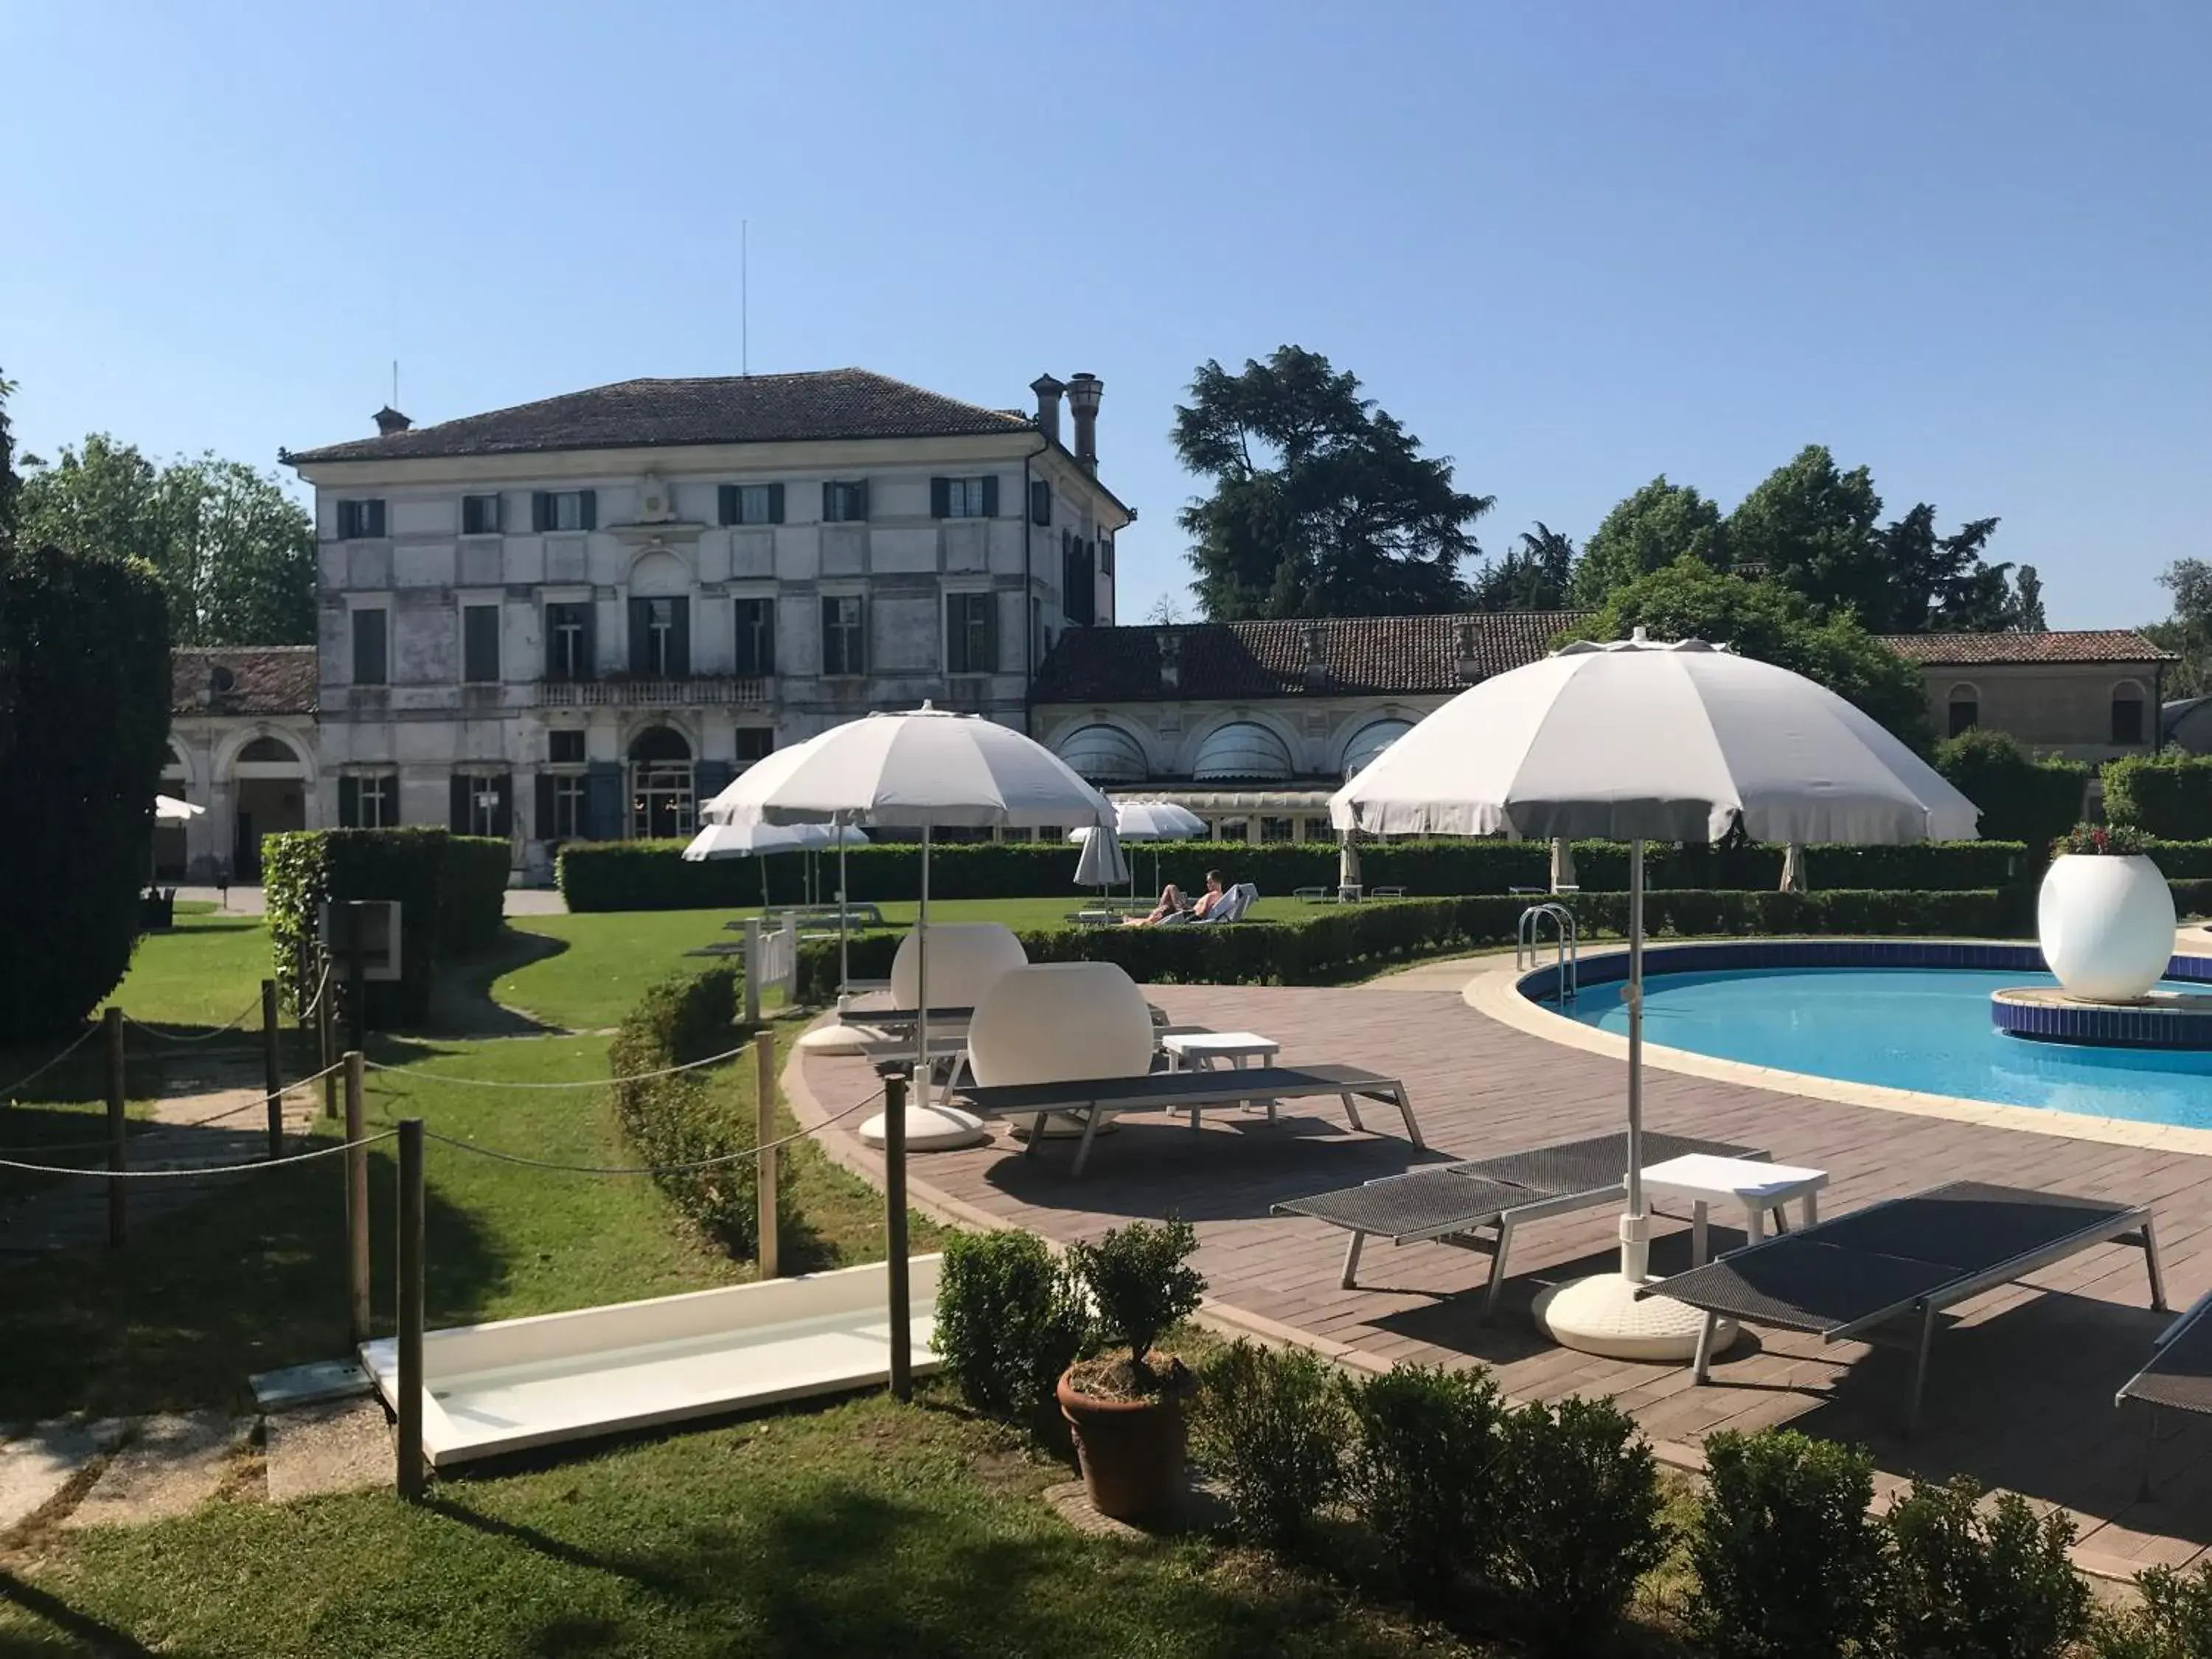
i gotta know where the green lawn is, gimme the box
[105,911,274,1027]
[0,1389,1481,1659]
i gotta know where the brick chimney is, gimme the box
[1156,629,1180,694]
[373,405,411,437]
[1029,374,1065,447]
[1303,623,1332,689]
[1066,373,1102,473]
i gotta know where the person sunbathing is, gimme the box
[1130,870,1225,925]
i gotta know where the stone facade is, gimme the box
[162,647,319,880]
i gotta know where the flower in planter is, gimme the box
[2052,822,2148,858]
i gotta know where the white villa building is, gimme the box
[284,368,1130,878]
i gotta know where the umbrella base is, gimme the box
[796,1022,888,1057]
[858,1104,990,1152]
[1531,1272,1738,1363]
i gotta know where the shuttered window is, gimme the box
[932,476,997,518]
[352,608,388,685]
[821,596,866,675]
[462,605,501,684]
[545,603,593,681]
[947,593,997,674]
[627,597,690,678]
[531,490,597,532]
[822,480,869,522]
[461,494,501,535]
[719,483,785,525]
[734,597,776,676]
[336,499,386,539]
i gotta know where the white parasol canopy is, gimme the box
[154,795,204,823]
[1332,633,1980,1360]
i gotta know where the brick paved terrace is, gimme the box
[793,972,2212,1576]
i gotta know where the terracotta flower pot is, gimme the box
[1057,1363,1192,1523]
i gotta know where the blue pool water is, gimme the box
[1555,967,2212,1130]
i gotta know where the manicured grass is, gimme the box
[0,1388,1482,1658]
[108,911,274,1028]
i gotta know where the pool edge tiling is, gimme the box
[1470,942,2212,1158]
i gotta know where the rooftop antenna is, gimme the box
[741,219,749,376]
[392,359,400,409]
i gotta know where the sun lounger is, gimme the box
[1274,1131,1766,1314]
[947,1064,1419,1176]
[1652,1180,2167,1431]
[2116,1288,2212,1496]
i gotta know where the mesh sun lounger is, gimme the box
[1652,1180,2167,1431]
[1273,1131,1765,1315]
[2116,1288,2212,1497]
[948,1064,1419,1176]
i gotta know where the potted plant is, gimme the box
[1058,1215,1206,1523]
[2039,823,2175,1002]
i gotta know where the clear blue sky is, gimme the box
[7,1,2205,630]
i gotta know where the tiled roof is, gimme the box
[1879,630,2177,666]
[287,369,1035,464]
[172,647,318,716]
[1032,611,1587,702]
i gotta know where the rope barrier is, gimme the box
[409,1087,879,1175]
[364,1040,755,1091]
[0,1130,399,1179]
[121,1002,262,1043]
[0,1057,351,1154]
[0,1024,100,1099]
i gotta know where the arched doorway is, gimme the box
[231,733,307,879]
[628,726,695,840]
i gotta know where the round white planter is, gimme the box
[2038,854,2176,1002]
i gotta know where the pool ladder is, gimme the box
[1516,903,1579,1003]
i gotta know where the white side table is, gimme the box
[1161,1030,1281,1126]
[1639,1153,1829,1267]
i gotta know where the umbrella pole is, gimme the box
[1622,838,1647,1281]
[837,821,850,1006]
[887,825,926,1404]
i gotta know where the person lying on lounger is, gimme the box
[1130,869,1226,925]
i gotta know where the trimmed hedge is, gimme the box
[607,967,771,1257]
[2104,754,2212,840]
[561,834,2029,912]
[796,887,2017,998]
[1935,728,2089,849]
[264,827,512,1028]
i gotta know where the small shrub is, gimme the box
[1936,728,2088,850]
[1065,1215,1205,1391]
[1493,1394,1670,1652]
[1192,1341,1348,1548]
[1343,1363,1506,1597]
[2056,821,2150,858]
[932,1230,1088,1419]
[2088,1562,2212,1659]
[2104,754,2212,840]
[1884,1475,2090,1659]
[1687,1429,1887,1659]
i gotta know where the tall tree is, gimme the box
[1173,347,1492,619]
[1569,554,1933,751]
[1470,521,1575,611]
[1725,444,1888,624]
[1871,506,2021,632]
[1568,477,1727,606]
[2142,557,2212,698]
[19,437,315,645]
[0,367,18,548]
[2012,566,2047,632]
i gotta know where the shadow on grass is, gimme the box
[0,1138,505,1423]
[420,928,570,1040]
[0,1571,161,1658]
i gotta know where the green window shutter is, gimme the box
[821,481,836,521]
[852,480,869,521]
[767,482,785,524]
[981,476,999,518]
[493,774,514,839]
[532,493,551,532]
[338,776,360,828]
[579,490,597,532]
[667,599,691,678]
[449,774,470,834]
[982,596,999,672]
[579,606,596,678]
[719,484,739,526]
[930,477,950,518]
[1029,479,1051,525]
[534,773,556,840]
[627,599,651,675]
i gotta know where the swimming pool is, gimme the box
[1551,964,2212,1130]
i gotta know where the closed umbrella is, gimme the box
[1332,630,1978,1360]
[1338,830,1362,895]
[1550,838,1576,892]
[1070,799,1206,899]
[1074,821,1132,896]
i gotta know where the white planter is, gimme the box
[2038,854,2176,1002]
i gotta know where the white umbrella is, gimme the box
[1074,821,1132,892]
[1332,631,1978,1360]
[681,818,842,907]
[1070,800,1206,897]
[154,795,204,823]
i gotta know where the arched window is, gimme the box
[1192,721,1293,782]
[239,735,299,764]
[627,726,692,762]
[1341,717,1414,781]
[1946,684,1980,739]
[1054,723,1147,783]
[627,726,693,838]
[2112,680,2147,747]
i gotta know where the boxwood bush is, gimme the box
[607,967,770,1257]
[1935,728,2090,849]
[1344,1363,1507,1598]
[1884,1475,2090,1659]
[793,887,2020,999]
[931,1229,1088,1421]
[558,835,2028,911]
[1192,1340,1349,1549]
[2104,754,2212,840]
[264,827,512,1028]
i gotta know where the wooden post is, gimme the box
[396,1116,426,1502]
[103,1007,126,1248]
[318,977,336,1121]
[755,1030,779,1279]
[344,1051,370,1347]
[261,978,282,1159]
[884,1070,911,1402]
[742,918,762,1026]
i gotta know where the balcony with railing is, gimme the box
[534,676,771,709]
